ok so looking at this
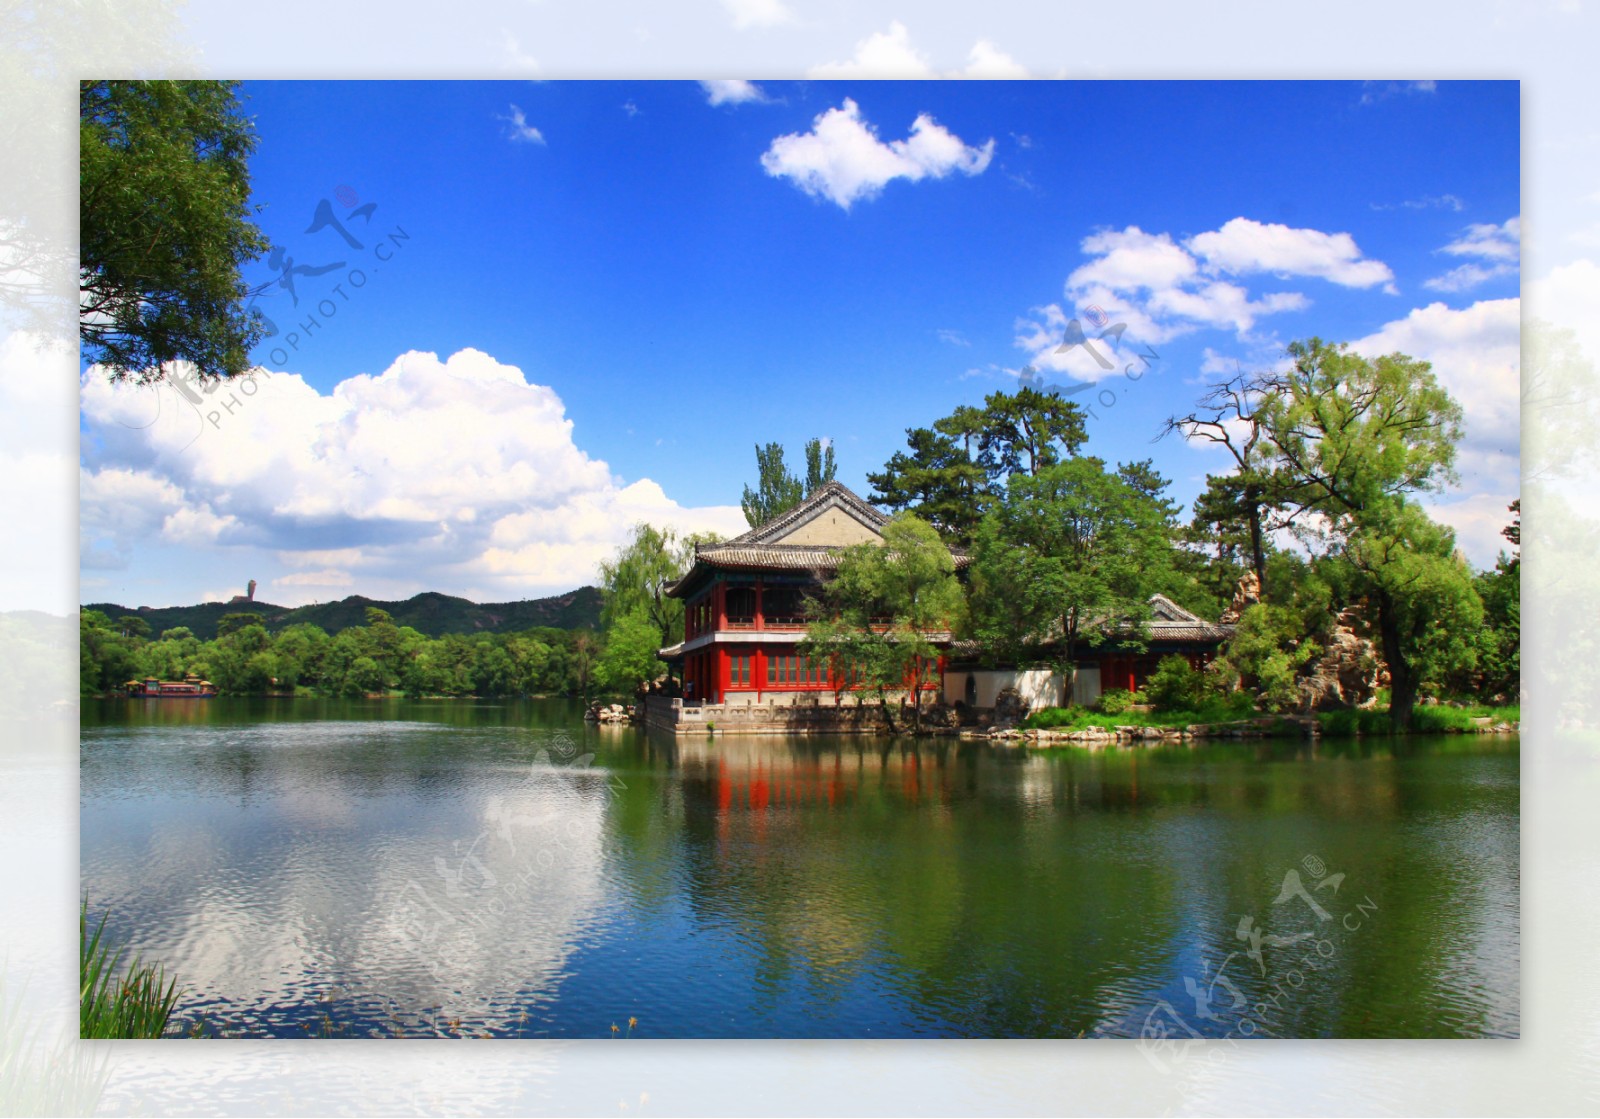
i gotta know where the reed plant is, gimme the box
[80,905,181,1039]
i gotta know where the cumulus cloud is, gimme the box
[808,21,934,78]
[720,0,795,28]
[959,40,1029,78]
[808,22,1028,79]
[80,349,747,603]
[1530,257,1600,362]
[1011,217,1398,379]
[760,98,994,210]
[499,104,545,145]
[1186,218,1396,290]
[700,79,767,106]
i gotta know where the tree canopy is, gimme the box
[740,437,834,527]
[799,514,964,732]
[868,387,1088,545]
[80,80,271,383]
[966,457,1175,677]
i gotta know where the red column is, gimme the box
[715,582,726,630]
[716,646,730,703]
[754,580,764,631]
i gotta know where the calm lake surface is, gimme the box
[80,698,1519,1039]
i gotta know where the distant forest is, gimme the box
[84,587,603,642]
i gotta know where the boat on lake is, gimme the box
[124,674,217,698]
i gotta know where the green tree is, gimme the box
[867,424,991,544]
[345,655,386,697]
[1343,501,1483,726]
[215,612,264,638]
[1218,603,1323,713]
[803,437,837,494]
[1249,339,1469,728]
[741,442,806,527]
[799,514,964,733]
[595,607,668,696]
[967,457,1173,687]
[599,524,718,647]
[1143,654,1209,713]
[977,386,1087,478]
[80,610,140,694]
[569,630,599,701]
[1469,503,1520,701]
[1163,370,1285,591]
[80,80,271,383]
[868,388,1088,545]
[115,614,152,641]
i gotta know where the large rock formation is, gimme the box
[1297,606,1386,711]
[1219,570,1261,624]
[993,686,1030,728]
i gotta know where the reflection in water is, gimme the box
[80,699,1519,1038]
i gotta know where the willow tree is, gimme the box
[1251,339,1469,729]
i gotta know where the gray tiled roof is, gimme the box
[667,481,969,595]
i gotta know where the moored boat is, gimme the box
[124,674,217,698]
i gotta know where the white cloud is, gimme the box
[1441,216,1521,261]
[1424,262,1517,292]
[700,79,767,106]
[80,349,748,603]
[1349,298,1521,567]
[499,104,545,145]
[807,22,1029,79]
[1018,222,1314,372]
[936,328,970,347]
[1423,217,1520,292]
[808,21,934,78]
[500,31,538,72]
[959,40,1029,78]
[1070,227,1198,292]
[1015,216,1401,378]
[1186,218,1396,290]
[273,569,355,588]
[720,0,795,29]
[760,98,994,210]
[1530,257,1600,362]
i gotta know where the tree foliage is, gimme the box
[799,514,964,732]
[79,608,600,699]
[966,457,1174,679]
[868,388,1088,545]
[80,80,271,383]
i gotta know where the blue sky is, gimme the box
[80,79,1521,607]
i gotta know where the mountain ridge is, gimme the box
[83,586,603,641]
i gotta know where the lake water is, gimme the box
[79,698,1519,1039]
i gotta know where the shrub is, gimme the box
[1095,688,1136,715]
[1025,705,1092,729]
[1145,655,1207,713]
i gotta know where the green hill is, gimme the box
[84,586,603,641]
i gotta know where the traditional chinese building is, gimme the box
[645,481,1233,734]
[941,594,1234,711]
[657,481,965,710]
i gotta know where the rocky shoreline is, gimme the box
[964,715,1520,746]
